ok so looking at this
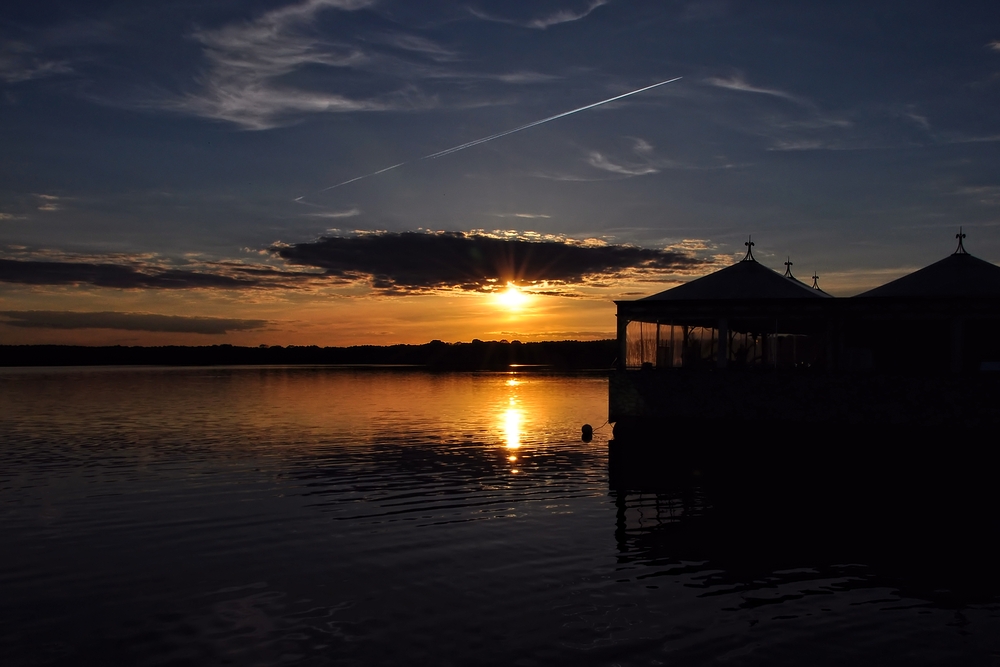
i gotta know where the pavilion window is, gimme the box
[655,323,682,368]
[728,330,764,367]
[625,321,659,369]
[682,326,718,368]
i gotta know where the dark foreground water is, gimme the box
[2,366,999,666]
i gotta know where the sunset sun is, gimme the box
[495,282,530,311]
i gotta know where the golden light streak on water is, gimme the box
[503,407,523,449]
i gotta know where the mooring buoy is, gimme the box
[581,424,593,442]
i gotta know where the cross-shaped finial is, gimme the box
[783,256,793,278]
[955,227,967,255]
[742,235,755,262]
[812,272,821,290]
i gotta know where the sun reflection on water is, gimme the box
[501,373,524,452]
[503,407,522,449]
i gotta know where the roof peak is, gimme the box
[954,227,968,255]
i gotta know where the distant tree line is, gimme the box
[0,340,617,371]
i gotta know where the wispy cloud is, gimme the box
[371,32,458,61]
[34,193,63,212]
[587,152,660,176]
[304,208,361,218]
[988,41,1000,52]
[955,185,1000,206]
[942,133,1000,144]
[159,0,561,129]
[0,310,268,334]
[469,1,609,29]
[530,170,616,182]
[494,71,559,84]
[0,43,73,84]
[705,74,808,105]
[168,0,386,129]
[492,213,552,219]
[583,138,700,177]
[631,138,654,154]
[768,140,827,151]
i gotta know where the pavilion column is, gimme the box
[716,318,729,369]
[617,316,628,371]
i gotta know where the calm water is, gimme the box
[2,366,999,666]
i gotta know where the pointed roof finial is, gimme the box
[783,256,794,278]
[742,235,756,262]
[955,227,967,255]
[812,272,821,290]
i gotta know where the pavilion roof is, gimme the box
[856,248,1000,298]
[641,257,827,301]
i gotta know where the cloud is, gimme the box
[0,43,73,84]
[32,193,63,212]
[0,229,708,296]
[989,41,1000,52]
[705,75,807,105]
[587,151,660,176]
[0,256,315,290]
[469,1,609,29]
[582,139,698,177]
[493,71,559,84]
[492,213,552,219]
[171,0,385,129]
[0,310,268,334]
[304,208,361,218]
[767,140,827,151]
[372,33,457,61]
[140,0,566,128]
[955,185,1000,206]
[906,112,930,130]
[269,230,707,293]
[632,138,654,154]
[530,170,618,182]
[942,133,1000,144]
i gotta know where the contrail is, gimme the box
[320,76,681,191]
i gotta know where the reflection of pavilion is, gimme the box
[607,469,1000,613]
[610,234,1000,436]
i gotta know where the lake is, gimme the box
[2,366,998,666]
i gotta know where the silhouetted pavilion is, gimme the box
[615,237,833,371]
[609,233,1000,433]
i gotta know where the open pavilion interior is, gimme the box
[615,233,1000,375]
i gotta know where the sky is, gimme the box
[2,0,1000,346]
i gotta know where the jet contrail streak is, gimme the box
[320,76,681,191]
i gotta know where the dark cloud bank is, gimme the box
[0,311,267,334]
[0,232,706,294]
[272,231,705,292]
[0,258,282,289]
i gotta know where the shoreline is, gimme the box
[0,340,618,371]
